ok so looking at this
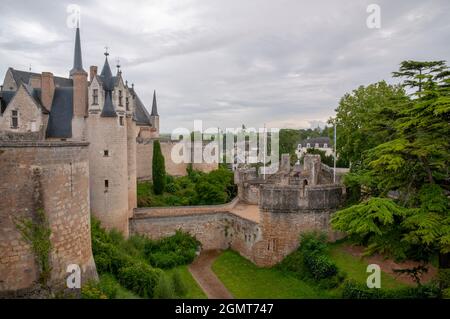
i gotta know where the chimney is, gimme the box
[41,72,55,111]
[90,65,98,82]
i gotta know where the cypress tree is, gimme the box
[152,140,166,195]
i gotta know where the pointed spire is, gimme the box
[151,90,158,116]
[70,25,85,76]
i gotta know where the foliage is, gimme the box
[152,140,166,195]
[91,218,201,299]
[330,81,407,169]
[15,209,52,286]
[137,167,237,207]
[341,280,440,299]
[117,262,163,298]
[278,232,343,288]
[330,60,450,268]
[81,282,108,299]
[144,230,200,268]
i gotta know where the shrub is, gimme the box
[144,230,200,268]
[341,280,441,299]
[277,231,343,288]
[117,262,163,298]
[97,274,119,299]
[437,269,450,289]
[81,282,108,299]
[299,232,338,280]
[172,270,188,297]
[152,140,166,195]
[154,274,176,299]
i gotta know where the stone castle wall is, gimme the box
[129,202,339,267]
[0,141,97,296]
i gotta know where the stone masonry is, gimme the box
[0,141,97,296]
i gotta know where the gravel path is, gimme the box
[188,250,233,299]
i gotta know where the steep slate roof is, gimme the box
[9,68,73,87]
[300,137,331,148]
[46,87,73,138]
[129,87,151,126]
[0,91,15,114]
[151,90,158,116]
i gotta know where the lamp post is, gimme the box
[333,122,337,184]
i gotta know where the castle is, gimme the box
[0,24,346,296]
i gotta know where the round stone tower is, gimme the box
[87,53,129,236]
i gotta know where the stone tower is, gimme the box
[150,90,159,137]
[86,51,130,236]
[70,24,88,140]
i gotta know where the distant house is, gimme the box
[296,137,333,158]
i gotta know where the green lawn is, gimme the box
[212,246,409,299]
[329,242,410,290]
[99,266,206,299]
[164,266,207,299]
[212,250,332,298]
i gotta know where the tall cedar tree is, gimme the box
[331,60,450,269]
[152,140,166,195]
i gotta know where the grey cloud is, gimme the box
[0,0,449,131]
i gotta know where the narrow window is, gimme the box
[118,90,123,106]
[11,110,18,128]
[104,179,109,192]
[93,89,98,105]
[126,97,129,110]
[104,150,109,157]
[119,116,124,126]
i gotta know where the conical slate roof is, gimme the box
[100,54,114,90]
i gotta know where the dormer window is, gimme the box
[93,89,98,105]
[315,143,319,148]
[118,90,123,106]
[11,110,18,128]
[324,143,328,148]
[306,143,311,148]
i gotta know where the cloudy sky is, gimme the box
[1,0,449,132]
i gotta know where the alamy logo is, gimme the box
[366,4,381,29]
[66,264,81,289]
[366,264,381,288]
[170,120,280,174]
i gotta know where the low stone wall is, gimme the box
[0,141,97,296]
[130,200,340,267]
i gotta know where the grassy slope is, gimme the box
[212,244,408,299]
